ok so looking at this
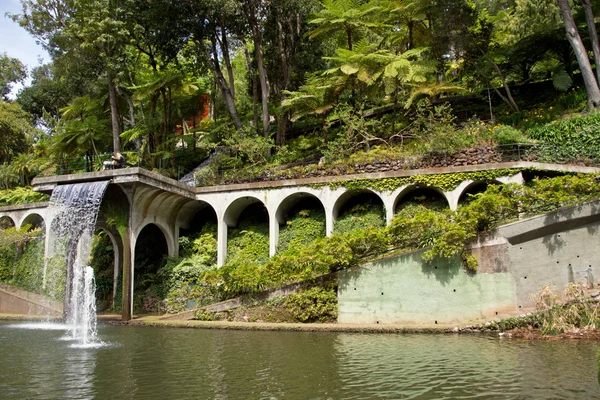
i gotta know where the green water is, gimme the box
[0,321,599,399]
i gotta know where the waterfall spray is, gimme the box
[49,181,109,345]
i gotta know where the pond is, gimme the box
[0,321,599,399]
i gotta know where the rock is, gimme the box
[452,327,459,333]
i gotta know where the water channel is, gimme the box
[1,321,599,399]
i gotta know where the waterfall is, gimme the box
[49,181,109,345]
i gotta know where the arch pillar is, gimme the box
[325,206,334,237]
[445,188,462,211]
[497,171,524,185]
[269,214,279,257]
[217,218,228,267]
[123,230,133,321]
[383,196,395,226]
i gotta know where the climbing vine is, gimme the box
[322,168,523,192]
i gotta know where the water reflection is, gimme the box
[1,322,599,399]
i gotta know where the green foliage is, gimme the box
[90,232,114,311]
[277,208,326,253]
[0,53,27,100]
[284,284,338,323]
[326,169,522,192]
[0,101,34,164]
[527,113,600,154]
[0,228,45,294]
[493,125,529,145]
[227,215,270,266]
[0,187,49,207]
[334,200,385,235]
[194,310,220,321]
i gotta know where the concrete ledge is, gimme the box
[31,162,600,197]
[0,202,49,213]
[114,319,454,333]
[498,199,600,244]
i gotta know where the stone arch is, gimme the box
[332,189,386,234]
[0,215,16,229]
[393,185,450,214]
[19,212,45,231]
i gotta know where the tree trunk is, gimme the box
[107,70,121,154]
[580,0,600,84]
[276,20,290,146]
[558,0,600,109]
[253,28,271,138]
[206,37,242,129]
[220,26,236,99]
[244,46,260,134]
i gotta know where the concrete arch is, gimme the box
[331,189,387,233]
[393,184,450,212]
[96,221,124,309]
[216,195,270,267]
[454,179,501,207]
[133,219,176,258]
[176,199,218,232]
[332,189,386,221]
[18,212,45,231]
[223,195,268,227]
[274,192,325,225]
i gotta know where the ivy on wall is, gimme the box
[322,168,523,192]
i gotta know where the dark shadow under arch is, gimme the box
[21,213,44,231]
[333,190,385,235]
[395,186,449,214]
[0,216,15,229]
[134,223,169,313]
[457,181,494,206]
[276,194,326,253]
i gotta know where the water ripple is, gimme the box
[0,323,599,399]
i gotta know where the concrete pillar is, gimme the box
[217,219,228,267]
[324,205,334,237]
[445,189,459,211]
[383,196,395,226]
[497,172,524,185]
[121,228,133,321]
[42,224,53,290]
[269,216,279,257]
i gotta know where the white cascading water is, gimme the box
[49,181,109,346]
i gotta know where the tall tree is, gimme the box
[15,0,130,154]
[556,0,600,109]
[0,54,27,100]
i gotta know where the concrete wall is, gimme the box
[338,200,600,325]
[0,284,62,316]
[338,251,516,325]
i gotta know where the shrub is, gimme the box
[0,187,49,206]
[493,125,530,145]
[284,285,338,323]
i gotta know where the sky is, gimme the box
[0,0,50,97]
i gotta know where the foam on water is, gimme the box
[5,322,71,331]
